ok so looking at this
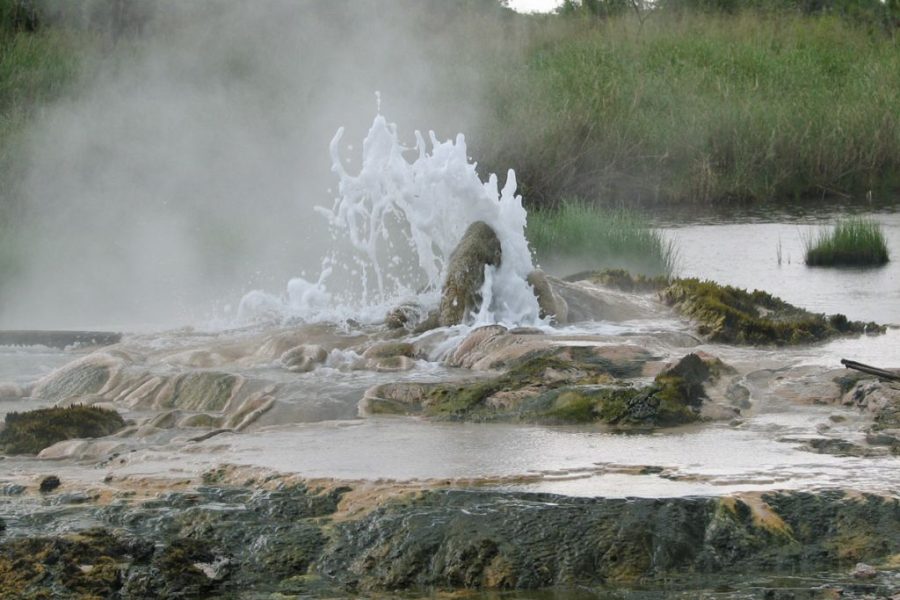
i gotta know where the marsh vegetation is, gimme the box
[527,201,677,276]
[804,217,890,266]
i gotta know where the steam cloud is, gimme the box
[4,0,520,329]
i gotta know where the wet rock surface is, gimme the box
[362,345,735,428]
[1,265,898,598]
[438,220,502,326]
[0,475,898,599]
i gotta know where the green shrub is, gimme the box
[526,200,677,276]
[804,217,890,266]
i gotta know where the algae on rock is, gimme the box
[439,221,502,326]
[362,350,727,429]
[660,278,882,345]
[567,269,884,345]
[0,405,125,455]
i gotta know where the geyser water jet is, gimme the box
[239,114,541,327]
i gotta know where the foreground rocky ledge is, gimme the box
[0,470,898,599]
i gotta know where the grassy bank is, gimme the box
[527,201,677,276]
[477,9,900,207]
[804,217,890,266]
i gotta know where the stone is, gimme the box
[439,221,502,326]
[527,269,568,324]
[361,342,415,360]
[281,344,328,373]
[39,475,61,493]
[385,303,429,330]
[850,562,877,579]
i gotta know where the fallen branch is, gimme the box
[840,359,900,382]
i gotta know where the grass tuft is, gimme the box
[804,217,890,266]
[526,200,677,277]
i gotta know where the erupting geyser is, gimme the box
[238,114,541,327]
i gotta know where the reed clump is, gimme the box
[526,200,677,276]
[804,217,890,266]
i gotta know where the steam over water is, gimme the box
[239,114,542,328]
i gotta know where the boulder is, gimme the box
[281,344,328,373]
[439,221,502,326]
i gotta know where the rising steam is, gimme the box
[2,0,522,330]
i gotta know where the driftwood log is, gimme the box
[841,358,900,382]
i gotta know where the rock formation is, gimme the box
[438,221,502,326]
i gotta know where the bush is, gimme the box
[804,217,890,266]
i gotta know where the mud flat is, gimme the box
[1,275,899,598]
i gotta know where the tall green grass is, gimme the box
[526,200,677,276]
[476,10,900,206]
[804,217,889,266]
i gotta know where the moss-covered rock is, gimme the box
[362,351,723,428]
[0,405,125,455]
[0,528,145,600]
[661,278,883,345]
[562,270,884,345]
[439,221,502,326]
[2,481,898,597]
[319,490,900,593]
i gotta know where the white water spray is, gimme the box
[238,114,541,327]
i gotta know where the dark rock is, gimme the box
[39,475,61,493]
[0,405,126,455]
[0,484,25,496]
[439,221,502,326]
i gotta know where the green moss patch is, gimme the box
[661,278,882,345]
[376,351,719,429]
[0,405,125,455]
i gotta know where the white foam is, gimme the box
[238,114,540,328]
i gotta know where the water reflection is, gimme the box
[660,212,899,324]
